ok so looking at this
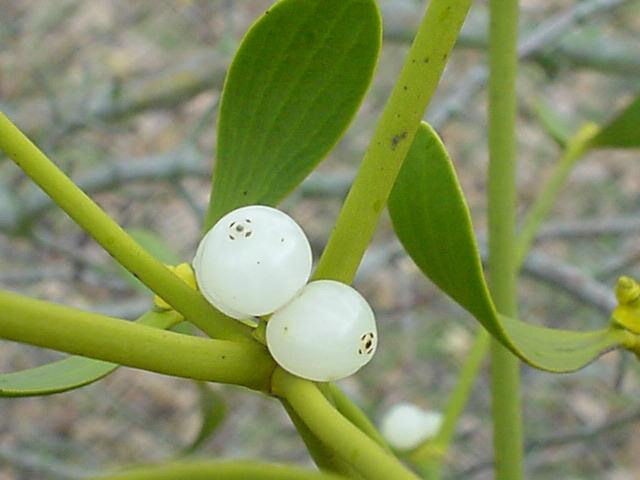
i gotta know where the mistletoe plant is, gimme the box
[1,0,640,479]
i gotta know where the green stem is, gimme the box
[272,369,419,480]
[0,290,274,391]
[0,113,250,342]
[281,400,364,479]
[413,329,490,478]
[515,123,599,266]
[287,0,472,469]
[89,460,348,480]
[328,383,391,452]
[487,0,524,479]
[313,0,472,282]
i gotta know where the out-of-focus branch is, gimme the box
[6,0,634,139]
[426,0,630,127]
[596,243,640,279]
[457,405,640,478]
[12,51,227,136]
[0,145,353,234]
[538,217,640,240]
[357,239,616,315]
[0,444,92,480]
[518,250,616,314]
[384,1,638,76]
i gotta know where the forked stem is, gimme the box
[0,113,250,342]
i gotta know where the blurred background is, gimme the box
[0,0,639,478]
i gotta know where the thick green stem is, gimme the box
[281,400,364,479]
[515,123,600,266]
[272,369,419,480]
[286,0,472,470]
[413,329,490,478]
[0,113,250,342]
[89,460,348,480]
[328,384,391,452]
[313,0,472,282]
[0,290,274,391]
[487,0,524,479]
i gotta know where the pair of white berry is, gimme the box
[193,205,377,382]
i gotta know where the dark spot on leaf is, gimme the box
[423,57,430,64]
[221,355,226,360]
[243,190,248,196]
[442,53,448,61]
[391,131,408,150]
[403,85,408,91]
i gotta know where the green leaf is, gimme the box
[388,122,624,372]
[206,0,381,227]
[182,383,227,454]
[0,310,181,397]
[119,229,181,293]
[592,95,640,148]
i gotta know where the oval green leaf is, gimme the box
[0,310,181,397]
[592,95,640,148]
[206,0,381,227]
[388,122,624,372]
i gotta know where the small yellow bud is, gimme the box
[612,276,640,334]
[154,263,197,310]
[615,276,640,307]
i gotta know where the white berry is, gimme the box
[266,280,377,381]
[193,205,312,319]
[379,403,443,451]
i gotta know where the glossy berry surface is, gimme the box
[193,205,312,319]
[266,280,377,381]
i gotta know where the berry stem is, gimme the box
[272,368,420,480]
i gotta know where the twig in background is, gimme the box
[537,217,640,239]
[517,250,616,315]
[0,444,94,480]
[595,242,640,279]
[427,0,630,128]
[457,404,640,478]
[357,238,616,320]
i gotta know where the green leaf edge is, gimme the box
[389,122,624,372]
